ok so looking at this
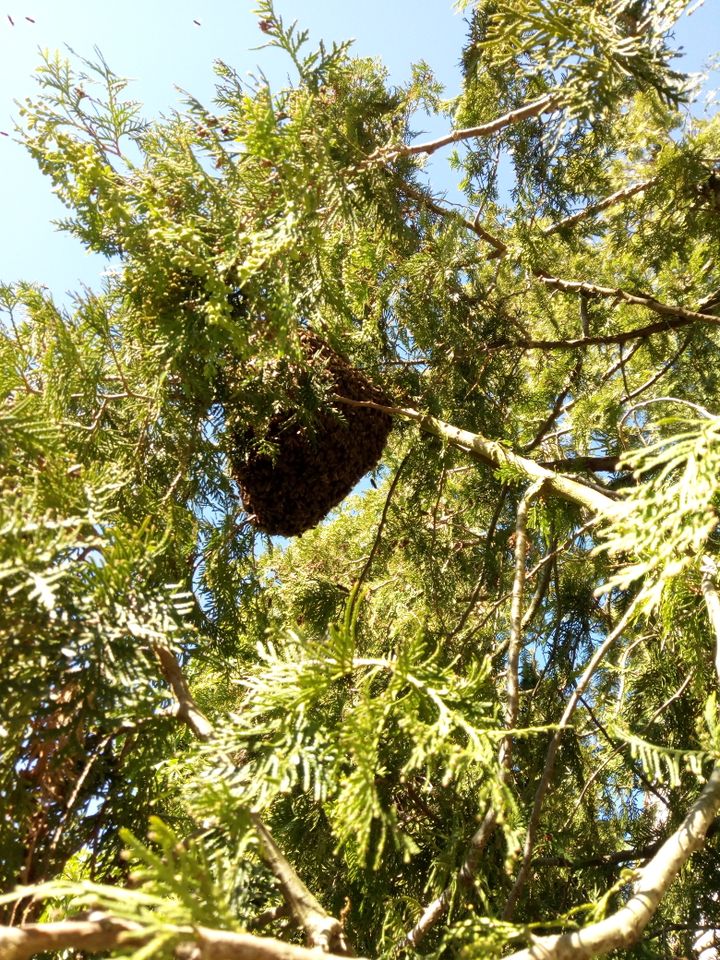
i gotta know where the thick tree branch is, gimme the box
[0,916,361,960]
[504,766,720,960]
[335,398,619,517]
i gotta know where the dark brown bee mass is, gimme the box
[226,330,393,537]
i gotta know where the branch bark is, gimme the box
[504,766,720,960]
[368,94,557,163]
[335,398,619,518]
[0,916,361,960]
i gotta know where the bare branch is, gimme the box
[0,915,362,960]
[335,397,620,518]
[368,94,558,163]
[250,816,349,954]
[542,179,655,236]
[153,644,215,742]
[504,766,720,960]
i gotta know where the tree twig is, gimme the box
[542,179,655,235]
[501,602,638,920]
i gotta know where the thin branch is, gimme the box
[502,602,638,920]
[501,557,720,958]
[353,453,410,598]
[504,484,545,760]
[153,645,215,742]
[563,671,693,833]
[620,333,693,405]
[533,842,662,870]
[489,281,720,352]
[701,556,720,680]
[368,94,558,163]
[398,179,507,253]
[250,816,349,954]
[537,456,621,473]
[449,484,508,638]
[152,647,350,953]
[523,355,583,453]
[537,276,720,328]
[407,483,544,947]
[248,903,291,932]
[542,179,656,235]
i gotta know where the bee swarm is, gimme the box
[226,330,393,537]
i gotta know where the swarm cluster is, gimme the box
[226,330,393,537]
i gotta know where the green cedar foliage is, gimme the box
[2,2,720,958]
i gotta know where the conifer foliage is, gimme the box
[3,2,720,958]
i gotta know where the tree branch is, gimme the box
[152,648,350,953]
[502,603,638,920]
[542,179,655,236]
[406,483,544,947]
[250,816,349,954]
[0,916,361,960]
[154,645,215,742]
[504,765,720,960]
[335,397,619,518]
[501,557,720,957]
[368,94,558,163]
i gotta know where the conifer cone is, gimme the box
[227,330,393,536]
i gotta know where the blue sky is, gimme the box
[1,1,718,302]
